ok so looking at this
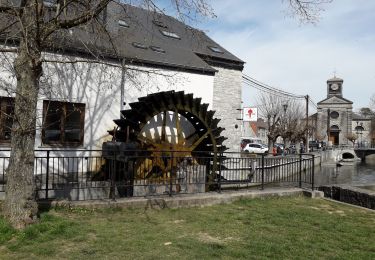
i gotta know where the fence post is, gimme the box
[169,152,173,197]
[110,151,116,201]
[299,153,302,188]
[311,154,315,190]
[261,154,264,190]
[45,150,50,200]
[218,152,222,193]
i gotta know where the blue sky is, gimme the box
[190,0,375,111]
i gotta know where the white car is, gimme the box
[243,143,269,154]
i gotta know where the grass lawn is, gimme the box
[0,196,374,259]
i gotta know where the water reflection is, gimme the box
[315,155,375,186]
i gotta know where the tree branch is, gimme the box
[0,5,20,16]
[0,47,17,52]
[286,0,332,24]
[42,0,111,38]
[41,57,178,77]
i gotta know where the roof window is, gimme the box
[153,20,167,28]
[208,46,224,54]
[160,30,181,39]
[150,46,165,53]
[118,19,129,28]
[43,0,57,9]
[132,42,148,49]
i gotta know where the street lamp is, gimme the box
[356,121,359,147]
[356,121,364,148]
[282,103,288,155]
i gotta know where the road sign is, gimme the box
[243,107,257,122]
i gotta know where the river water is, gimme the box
[314,155,375,187]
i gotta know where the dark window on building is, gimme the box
[0,97,14,144]
[42,101,85,146]
[118,19,129,28]
[150,46,165,53]
[330,111,339,119]
[160,30,181,39]
[153,20,167,28]
[355,126,364,131]
[330,125,340,131]
[132,42,148,49]
[208,46,224,54]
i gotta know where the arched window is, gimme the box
[355,126,364,131]
[330,125,340,131]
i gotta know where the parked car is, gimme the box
[240,137,263,151]
[243,143,269,154]
[285,144,296,154]
[309,140,321,150]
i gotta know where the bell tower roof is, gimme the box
[327,76,343,82]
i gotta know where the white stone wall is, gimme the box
[212,67,243,152]
[0,52,215,150]
[352,119,372,146]
[317,104,353,145]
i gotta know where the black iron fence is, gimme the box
[0,149,315,201]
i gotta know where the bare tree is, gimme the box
[283,100,305,145]
[257,93,283,149]
[370,94,375,110]
[345,132,358,147]
[359,107,375,118]
[257,93,306,150]
[285,0,333,24]
[0,0,214,229]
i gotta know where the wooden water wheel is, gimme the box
[111,90,227,181]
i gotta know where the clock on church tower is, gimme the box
[327,76,343,98]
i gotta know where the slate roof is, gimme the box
[317,95,353,105]
[0,2,244,74]
[327,76,343,82]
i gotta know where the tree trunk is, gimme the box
[2,8,42,229]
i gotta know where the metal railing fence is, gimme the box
[0,149,315,201]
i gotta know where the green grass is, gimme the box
[0,197,374,259]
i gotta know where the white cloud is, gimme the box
[203,0,375,110]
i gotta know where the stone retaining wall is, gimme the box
[319,185,375,210]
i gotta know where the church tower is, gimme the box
[327,77,344,98]
[316,76,353,146]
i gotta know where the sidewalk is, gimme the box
[40,187,322,210]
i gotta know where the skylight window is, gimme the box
[208,46,224,54]
[160,30,181,40]
[132,42,148,49]
[43,0,57,8]
[150,46,165,53]
[153,20,167,28]
[118,19,129,28]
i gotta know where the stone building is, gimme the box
[352,113,373,147]
[242,118,268,145]
[316,77,353,146]
[0,2,244,152]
